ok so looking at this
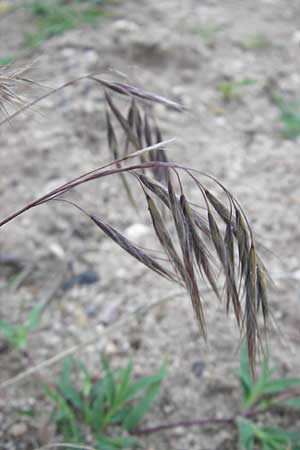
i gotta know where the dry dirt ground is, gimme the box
[1,1,300,449]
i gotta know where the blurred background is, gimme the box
[0,1,300,449]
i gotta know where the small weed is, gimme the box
[0,55,15,65]
[239,32,270,50]
[237,346,300,450]
[192,22,223,47]
[25,0,106,48]
[0,304,41,349]
[45,354,167,449]
[272,94,300,139]
[218,78,257,101]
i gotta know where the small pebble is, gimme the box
[173,426,185,436]
[9,422,28,438]
[76,270,99,285]
[292,30,300,44]
[99,302,120,324]
[125,223,150,243]
[110,19,140,35]
[63,270,99,290]
[191,360,205,378]
[48,242,65,259]
[105,341,118,355]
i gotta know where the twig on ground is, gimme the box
[133,405,270,435]
[33,444,97,450]
[134,416,234,434]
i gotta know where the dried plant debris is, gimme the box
[0,72,269,374]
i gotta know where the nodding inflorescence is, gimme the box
[0,72,270,375]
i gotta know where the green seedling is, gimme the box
[218,78,257,101]
[240,33,271,50]
[192,23,223,47]
[0,55,15,65]
[238,417,300,450]
[0,304,41,349]
[272,94,300,139]
[45,354,167,449]
[237,346,300,450]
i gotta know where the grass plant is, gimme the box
[44,354,167,449]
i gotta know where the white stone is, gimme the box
[48,242,65,259]
[105,341,118,355]
[124,223,150,243]
[110,20,140,35]
[85,50,98,66]
[292,30,300,44]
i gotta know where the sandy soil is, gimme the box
[1,1,300,449]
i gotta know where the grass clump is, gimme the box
[44,354,167,449]
[25,0,107,48]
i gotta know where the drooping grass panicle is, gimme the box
[0,72,270,373]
